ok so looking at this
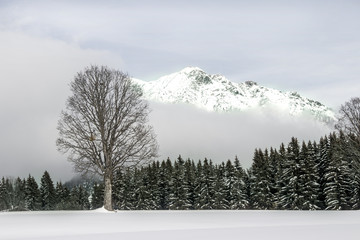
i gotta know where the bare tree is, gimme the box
[335,97,360,139]
[57,65,158,210]
[335,97,360,170]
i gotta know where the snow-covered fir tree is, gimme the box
[25,175,40,210]
[184,159,197,209]
[0,177,10,210]
[169,156,190,210]
[249,149,273,209]
[277,138,305,210]
[54,182,70,210]
[299,141,321,210]
[197,159,216,209]
[323,133,353,210]
[13,177,26,210]
[69,185,90,210]
[132,168,152,210]
[213,162,229,209]
[40,171,56,210]
[147,162,161,210]
[225,158,248,209]
[157,159,172,210]
[91,182,104,209]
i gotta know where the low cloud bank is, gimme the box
[149,101,333,168]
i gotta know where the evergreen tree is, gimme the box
[5,178,14,210]
[184,159,197,209]
[193,160,203,209]
[13,177,26,210]
[225,158,248,209]
[147,162,160,210]
[267,148,281,205]
[335,131,360,209]
[274,143,286,209]
[157,159,172,210]
[242,170,251,209]
[69,186,80,209]
[277,137,304,209]
[169,156,189,210]
[40,171,56,210]
[317,136,330,209]
[198,159,216,209]
[91,182,104,209]
[69,185,90,210]
[323,133,352,210]
[113,169,124,209]
[113,168,137,210]
[0,177,9,210]
[249,149,273,209]
[25,175,40,210]
[224,160,235,208]
[233,156,249,209]
[122,168,136,210]
[133,168,151,210]
[213,163,228,209]
[300,141,321,210]
[55,182,71,210]
[78,185,90,210]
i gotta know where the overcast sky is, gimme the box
[1,0,360,181]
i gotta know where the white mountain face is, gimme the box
[132,67,335,123]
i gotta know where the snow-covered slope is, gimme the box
[133,67,335,122]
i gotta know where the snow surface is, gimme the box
[1,210,359,240]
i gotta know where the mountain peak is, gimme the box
[133,68,335,123]
[180,66,205,74]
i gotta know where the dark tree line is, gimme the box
[107,132,359,210]
[1,131,359,211]
[248,132,359,210]
[111,156,248,210]
[0,171,91,211]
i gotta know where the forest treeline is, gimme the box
[1,131,359,211]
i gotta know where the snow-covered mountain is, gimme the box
[133,67,335,122]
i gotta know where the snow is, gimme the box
[1,210,359,240]
[132,67,336,123]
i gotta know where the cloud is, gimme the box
[148,101,332,169]
[3,1,360,96]
[0,0,359,181]
[0,30,123,181]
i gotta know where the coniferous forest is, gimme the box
[0,131,359,211]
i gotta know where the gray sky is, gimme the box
[0,0,359,181]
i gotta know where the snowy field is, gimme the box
[1,209,359,240]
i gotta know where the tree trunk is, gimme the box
[104,174,113,211]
